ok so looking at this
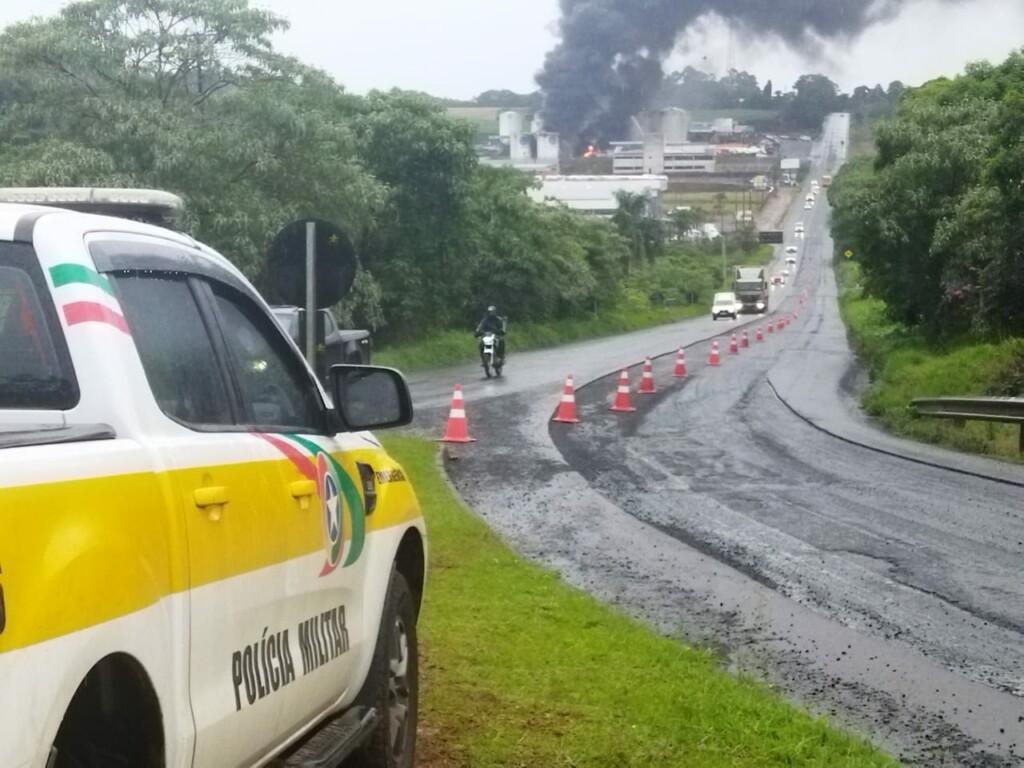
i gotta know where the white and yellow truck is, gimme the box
[0,191,426,768]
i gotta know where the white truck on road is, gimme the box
[0,194,426,768]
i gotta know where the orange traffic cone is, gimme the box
[552,375,580,423]
[740,330,749,348]
[767,320,774,334]
[729,333,739,354]
[756,326,764,342]
[639,357,656,394]
[439,384,475,443]
[708,340,721,366]
[610,370,636,412]
[776,317,785,331]
[673,348,687,378]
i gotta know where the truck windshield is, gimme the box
[0,242,79,409]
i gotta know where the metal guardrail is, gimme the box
[911,396,1024,453]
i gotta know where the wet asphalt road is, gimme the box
[409,114,1024,766]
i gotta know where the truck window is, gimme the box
[0,242,79,409]
[112,273,234,426]
[211,285,325,433]
[321,309,338,336]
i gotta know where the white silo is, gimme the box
[498,110,524,138]
[661,108,690,143]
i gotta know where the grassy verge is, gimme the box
[375,303,705,371]
[384,435,897,768]
[836,260,1023,461]
[377,245,776,372]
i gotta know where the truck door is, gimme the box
[202,282,364,737]
[108,264,294,768]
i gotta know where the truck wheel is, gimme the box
[51,655,163,768]
[352,571,418,768]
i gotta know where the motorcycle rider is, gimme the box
[474,305,506,363]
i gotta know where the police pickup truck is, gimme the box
[0,190,426,768]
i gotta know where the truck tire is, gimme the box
[351,570,418,768]
[51,655,164,768]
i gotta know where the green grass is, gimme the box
[836,260,1023,461]
[384,435,898,768]
[663,190,764,213]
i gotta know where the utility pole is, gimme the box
[715,191,728,286]
[721,224,727,286]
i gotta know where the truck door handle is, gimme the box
[194,486,229,521]
[289,480,317,510]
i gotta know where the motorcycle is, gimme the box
[479,332,505,378]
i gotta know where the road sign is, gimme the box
[263,219,357,308]
[263,219,357,365]
[844,249,854,259]
[758,230,784,244]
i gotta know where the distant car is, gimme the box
[711,292,740,321]
[783,268,791,276]
[772,275,784,285]
[785,245,798,254]
[804,202,813,210]
[794,221,804,231]
[786,256,797,265]
[800,135,812,141]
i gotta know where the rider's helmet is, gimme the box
[487,305,497,314]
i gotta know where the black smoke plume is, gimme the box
[537,0,927,144]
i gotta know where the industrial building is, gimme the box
[480,110,562,172]
[610,141,716,175]
[613,108,777,178]
[526,175,669,217]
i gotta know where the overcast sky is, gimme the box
[3,0,1023,98]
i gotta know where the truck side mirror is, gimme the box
[329,365,413,431]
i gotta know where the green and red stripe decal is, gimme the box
[48,263,129,334]
[257,432,366,571]
[62,301,130,333]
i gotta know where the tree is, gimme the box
[0,0,644,340]
[887,80,906,104]
[828,51,1024,337]
[473,90,541,110]
[351,89,478,331]
[784,74,840,130]
[668,207,699,240]
[0,0,384,277]
[612,191,648,271]
[720,69,761,107]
